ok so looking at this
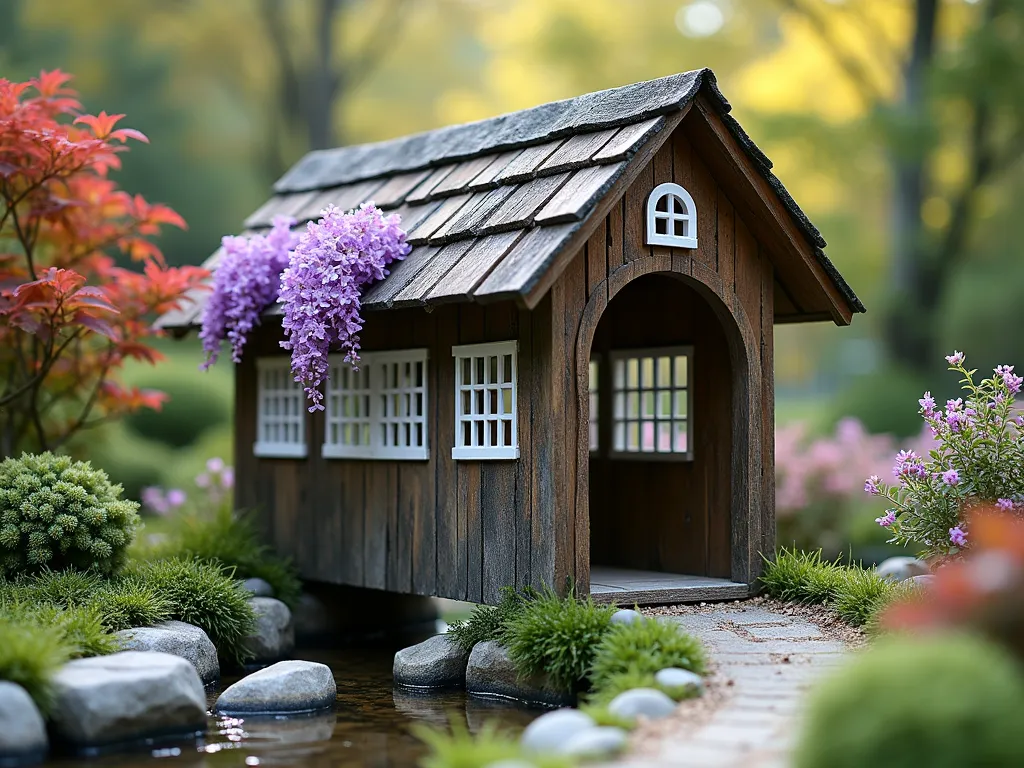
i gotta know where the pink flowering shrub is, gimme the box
[279,203,410,411]
[865,352,1024,556]
[200,216,299,368]
[140,457,234,516]
[776,417,934,554]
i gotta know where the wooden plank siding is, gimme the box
[234,111,776,604]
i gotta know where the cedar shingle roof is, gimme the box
[158,69,863,330]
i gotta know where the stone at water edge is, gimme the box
[394,634,471,688]
[48,651,206,747]
[654,667,704,697]
[520,708,595,753]
[561,726,629,758]
[0,681,48,764]
[610,608,643,626]
[244,597,295,662]
[215,660,336,715]
[115,621,219,684]
[241,577,275,598]
[466,641,574,707]
[875,557,930,582]
[607,688,676,722]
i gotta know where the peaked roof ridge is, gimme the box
[274,68,725,194]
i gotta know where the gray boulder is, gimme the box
[48,651,206,747]
[465,641,573,707]
[875,557,930,582]
[607,688,676,722]
[561,726,628,757]
[115,621,219,684]
[610,609,643,626]
[215,660,336,715]
[654,667,704,697]
[244,597,295,662]
[0,681,47,764]
[521,708,595,753]
[242,578,275,598]
[393,635,470,688]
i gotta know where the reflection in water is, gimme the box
[43,635,544,768]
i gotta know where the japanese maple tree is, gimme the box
[0,71,207,456]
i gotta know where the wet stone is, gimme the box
[245,597,295,663]
[115,621,219,684]
[561,726,628,757]
[521,708,595,753]
[394,635,471,689]
[466,641,573,707]
[215,660,337,715]
[607,688,676,722]
[0,681,48,764]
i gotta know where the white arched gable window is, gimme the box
[646,183,698,249]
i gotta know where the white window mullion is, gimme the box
[254,357,307,459]
[453,340,518,461]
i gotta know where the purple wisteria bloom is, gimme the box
[949,526,968,547]
[997,498,1015,511]
[280,203,410,411]
[892,449,927,481]
[946,350,966,366]
[995,365,1023,395]
[864,475,881,495]
[876,510,896,528]
[919,391,937,416]
[941,469,960,486]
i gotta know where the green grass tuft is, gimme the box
[504,588,616,694]
[0,614,74,714]
[446,586,536,654]
[588,616,706,699]
[20,568,104,608]
[578,702,637,730]
[90,576,174,632]
[413,718,574,768]
[142,505,302,608]
[585,668,660,708]
[127,557,256,666]
[830,568,903,628]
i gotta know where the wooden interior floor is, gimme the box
[589,566,749,606]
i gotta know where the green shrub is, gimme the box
[414,719,573,768]
[90,577,174,632]
[446,586,536,654]
[124,369,230,449]
[29,604,120,658]
[795,633,1024,768]
[589,617,706,697]
[128,557,256,666]
[0,614,73,714]
[13,567,102,608]
[504,588,616,693]
[0,452,140,578]
[147,505,301,608]
[760,548,843,604]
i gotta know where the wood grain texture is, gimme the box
[515,307,534,591]
[458,303,486,603]
[473,224,577,300]
[407,194,475,244]
[425,231,523,304]
[530,295,556,591]
[390,239,474,307]
[434,306,464,598]
[371,170,433,208]
[534,163,624,225]
[405,164,458,203]
[476,173,570,235]
[427,186,515,243]
[538,129,618,172]
[493,140,564,184]
[431,155,502,197]
[467,151,521,190]
[362,245,440,309]
[593,117,665,162]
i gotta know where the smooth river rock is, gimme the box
[241,578,275,598]
[0,681,48,764]
[607,687,677,722]
[465,641,573,707]
[393,635,471,689]
[875,556,930,582]
[115,621,219,684]
[561,726,628,757]
[244,597,295,663]
[610,609,643,626]
[521,708,595,753]
[48,651,206,747]
[215,660,337,715]
[655,667,704,697]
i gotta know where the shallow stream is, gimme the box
[45,634,543,768]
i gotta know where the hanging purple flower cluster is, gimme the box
[279,203,410,411]
[199,216,299,369]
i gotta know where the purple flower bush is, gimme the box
[199,216,299,368]
[865,352,1024,556]
[140,457,234,516]
[279,203,410,411]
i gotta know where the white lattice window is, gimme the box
[611,347,692,460]
[589,358,599,453]
[254,357,307,458]
[322,349,429,460]
[452,341,518,460]
[646,183,698,249]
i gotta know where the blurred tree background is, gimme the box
[1,0,1021,521]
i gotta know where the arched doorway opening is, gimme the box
[586,272,739,598]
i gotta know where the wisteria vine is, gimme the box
[199,215,299,369]
[279,203,410,411]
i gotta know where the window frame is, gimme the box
[254,356,308,459]
[646,182,698,250]
[608,345,694,462]
[452,340,519,461]
[321,348,430,461]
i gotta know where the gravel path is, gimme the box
[611,599,859,768]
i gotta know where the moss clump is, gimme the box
[0,452,139,578]
[446,586,536,654]
[795,633,1024,768]
[128,557,256,666]
[588,617,706,700]
[0,614,73,714]
[504,588,616,693]
[414,719,574,768]
[90,577,174,632]
[143,505,301,608]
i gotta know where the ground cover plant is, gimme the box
[760,548,914,627]
[0,613,74,714]
[795,633,1024,768]
[446,586,537,653]
[414,718,574,768]
[0,453,140,577]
